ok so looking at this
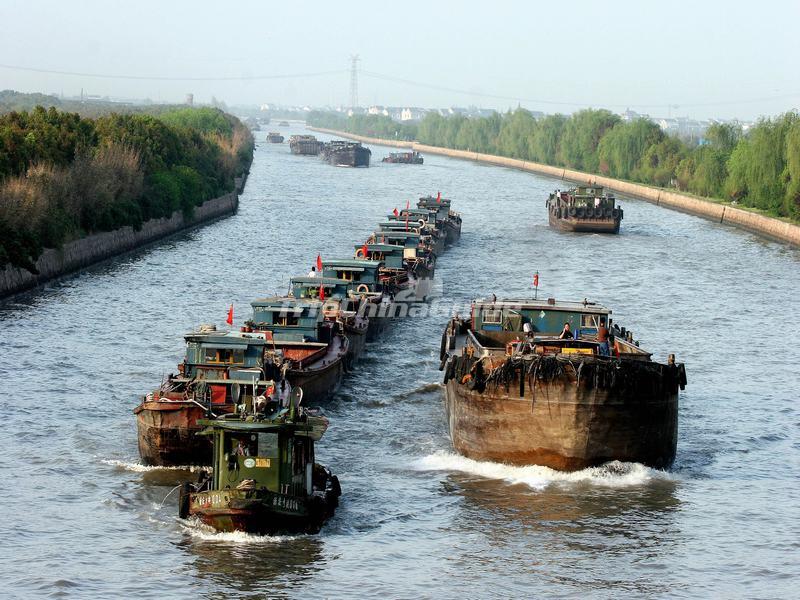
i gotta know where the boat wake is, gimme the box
[178,519,296,544]
[101,458,205,473]
[414,451,670,491]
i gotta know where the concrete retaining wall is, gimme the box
[1,173,248,300]
[309,127,800,247]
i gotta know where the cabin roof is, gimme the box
[374,230,421,238]
[184,330,269,345]
[323,258,382,268]
[251,296,322,308]
[291,276,348,286]
[474,298,611,315]
[358,243,401,252]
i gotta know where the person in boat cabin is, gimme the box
[559,322,573,339]
[235,439,250,456]
[597,318,610,356]
[308,266,317,278]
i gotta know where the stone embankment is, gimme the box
[309,127,800,247]
[0,173,249,300]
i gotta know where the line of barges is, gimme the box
[133,193,462,533]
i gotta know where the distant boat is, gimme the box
[278,120,290,127]
[289,134,324,156]
[321,140,371,167]
[266,132,285,143]
[546,186,623,233]
[382,151,423,164]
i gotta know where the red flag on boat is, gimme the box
[436,191,441,203]
[226,304,234,326]
[406,200,410,209]
[533,272,539,288]
[361,243,368,258]
[393,207,399,217]
[316,254,323,272]
[319,284,325,301]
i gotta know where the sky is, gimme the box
[0,0,797,120]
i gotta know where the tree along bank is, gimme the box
[307,109,800,224]
[0,106,254,272]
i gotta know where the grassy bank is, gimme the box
[0,106,254,271]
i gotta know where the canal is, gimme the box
[1,125,798,598]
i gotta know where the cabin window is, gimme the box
[204,348,245,364]
[257,433,279,457]
[483,310,502,325]
[581,314,599,329]
[275,314,299,326]
[230,434,257,457]
[338,270,353,281]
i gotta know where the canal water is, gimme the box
[1,125,799,598]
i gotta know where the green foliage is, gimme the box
[597,119,663,179]
[0,105,254,270]
[558,109,620,172]
[309,107,799,222]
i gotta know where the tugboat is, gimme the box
[179,400,341,534]
[323,140,371,167]
[418,194,462,244]
[381,151,423,164]
[441,297,686,470]
[266,132,285,143]
[247,297,348,402]
[546,186,623,233]
[289,135,324,156]
[134,326,285,466]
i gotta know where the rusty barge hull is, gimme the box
[548,211,621,233]
[443,360,679,470]
[134,400,213,466]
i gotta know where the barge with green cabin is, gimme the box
[441,297,685,470]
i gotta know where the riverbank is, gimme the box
[0,171,249,300]
[309,127,800,247]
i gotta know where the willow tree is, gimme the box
[557,109,620,172]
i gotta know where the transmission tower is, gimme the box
[349,55,360,109]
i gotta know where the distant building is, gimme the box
[185,93,194,106]
[401,107,428,121]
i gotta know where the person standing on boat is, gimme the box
[559,322,573,339]
[278,379,293,408]
[597,318,610,356]
[308,266,317,278]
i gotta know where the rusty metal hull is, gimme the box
[444,220,461,244]
[344,323,367,366]
[366,314,390,341]
[287,356,344,403]
[443,369,678,470]
[134,400,212,466]
[549,211,621,233]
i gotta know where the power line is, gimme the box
[360,69,800,111]
[0,63,347,82]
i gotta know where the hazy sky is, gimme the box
[1,0,797,120]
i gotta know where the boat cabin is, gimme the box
[178,328,275,405]
[290,276,350,300]
[551,186,617,211]
[354,243,405,269]
[467,298,649,358]
[372,231,422,258]
[197,416,326,504]
[249,297,332,343]
[322,259,384,293]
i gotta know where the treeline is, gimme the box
[308,109,800,221]
[0,106,253,271]
[307,111,417,141]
